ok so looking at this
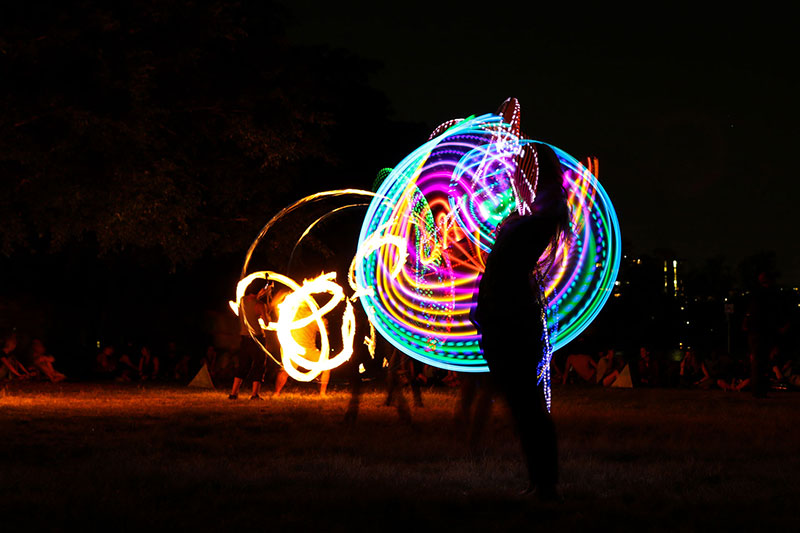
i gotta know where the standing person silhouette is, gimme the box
[229,279,271,400]
[472,142,570,500]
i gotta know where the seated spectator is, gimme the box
[637,346,660,387]
[771,348,789,381]
[166,341,191,381]
[115,342,140,382]
[769,347,797,390]
[596,349,622,387]
[138,345,160,380]
[711,351,748,391]
[784,354,800,389]
[95,345,118,378]
[442,370,461,388]
[2,332,32,380]
[1,332,32,380]
[718,368,749,391]
[679,348,709,388]
[561,352,597,385]
[29,339,66,383]
[210,347,236,383]
[696,350,720,390]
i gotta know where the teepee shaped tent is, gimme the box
[188,362,215,389]
[611,364,633,388]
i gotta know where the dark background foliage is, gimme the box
[1,1,797,371]
[0,0,425,362]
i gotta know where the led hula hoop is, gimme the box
[354,111,621,373]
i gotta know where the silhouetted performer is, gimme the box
[342,304,375,424]
[472,143,569,499]
[229,280,272,400]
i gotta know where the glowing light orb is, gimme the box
[354,112,621,373]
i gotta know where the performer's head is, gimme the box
[244,278,266,294]
[256,282,273,303]
[531,143,570,234]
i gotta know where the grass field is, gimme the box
[1,381,797,531]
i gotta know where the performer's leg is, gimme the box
[320,370,330,396]
[483,331,558,498]
[230,376,243,398]
[384,348,400,406]
[409,359,424,407]
[344,360,362,424]
[230,336,254,399]
[275,369,288,394]
[504,373,558,496]
[454,374,477,429]
[249,348,266,399]
[468,377,494,452]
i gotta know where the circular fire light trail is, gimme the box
[232,190,378,375]
[231,271,355,382]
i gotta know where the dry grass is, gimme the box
[1,382,797,531]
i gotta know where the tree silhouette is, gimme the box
[0,0,390,266]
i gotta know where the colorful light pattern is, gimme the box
[354,113,621,373]
[233,104,620,403]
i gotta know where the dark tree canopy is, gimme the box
[0,0,390,265]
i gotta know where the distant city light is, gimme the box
[673,260,678,298]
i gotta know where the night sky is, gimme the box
[279,3,800,283]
